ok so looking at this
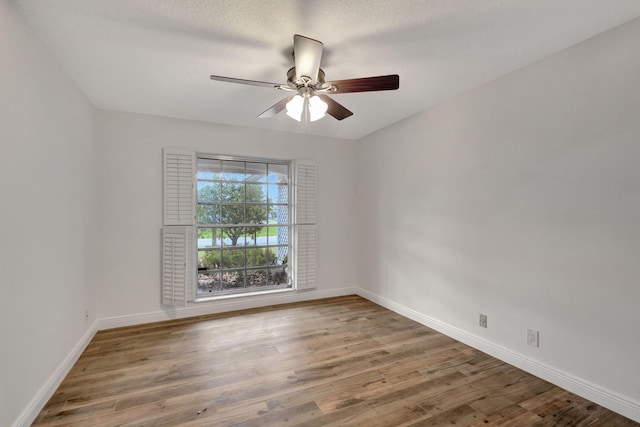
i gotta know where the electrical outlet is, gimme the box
[85,310,89,319]
[479,314,487,328]
[527,328,539,347]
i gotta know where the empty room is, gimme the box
[2,0,639,425]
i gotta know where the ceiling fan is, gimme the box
[210,34,399,123]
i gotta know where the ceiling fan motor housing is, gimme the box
[287,67,326,88]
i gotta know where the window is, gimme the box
[196,157,291,297]
[162,148,317,306]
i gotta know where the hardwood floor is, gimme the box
[33,296,637,426]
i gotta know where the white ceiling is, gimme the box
[10,0,640,140]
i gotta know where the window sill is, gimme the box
[194,287,295,303]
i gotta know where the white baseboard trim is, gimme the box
[20,287,637,425]
[355,287,640,423]
[13,322,98,427]
[13,287,356,427]
[97,286,356,330]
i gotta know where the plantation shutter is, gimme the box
[295,160,317,225]
[162,226,192,306]
[294,160,318,290]
[162,148,195,306]
[163,148,196,226]
[295,224,317,290]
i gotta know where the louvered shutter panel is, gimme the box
[295,224,317,290]
[294,160,317,289]
[162,226,193,306]
[163,148,195,226]
[162,148,195,306]
[295,160,317,225]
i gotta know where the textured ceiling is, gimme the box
[10,0,640,140]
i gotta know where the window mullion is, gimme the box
[195,155,290,298]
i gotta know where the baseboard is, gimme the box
[12,321,98,427]
[97,286,356,330]
[355,287,640,423]
[12,287,356,426]
[22,287,636,425]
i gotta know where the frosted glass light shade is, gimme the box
[308,96,328,122]
[286,95,304,121]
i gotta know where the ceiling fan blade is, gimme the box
[318,95,353,121]
[293,34,323,83]
[325,74,399,94]
[258,96,293,118]
[210,75,280,89]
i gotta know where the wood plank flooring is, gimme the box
[33,296,638,426]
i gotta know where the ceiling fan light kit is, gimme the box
[285,90,328,122]
[210,35,399,124]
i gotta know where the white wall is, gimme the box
[356,17,640,417]
[4,0,639,422]
[94,111,358,321]
[0,1,97,426]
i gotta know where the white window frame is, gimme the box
[161,148,317,306]
[195,154,293,299]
